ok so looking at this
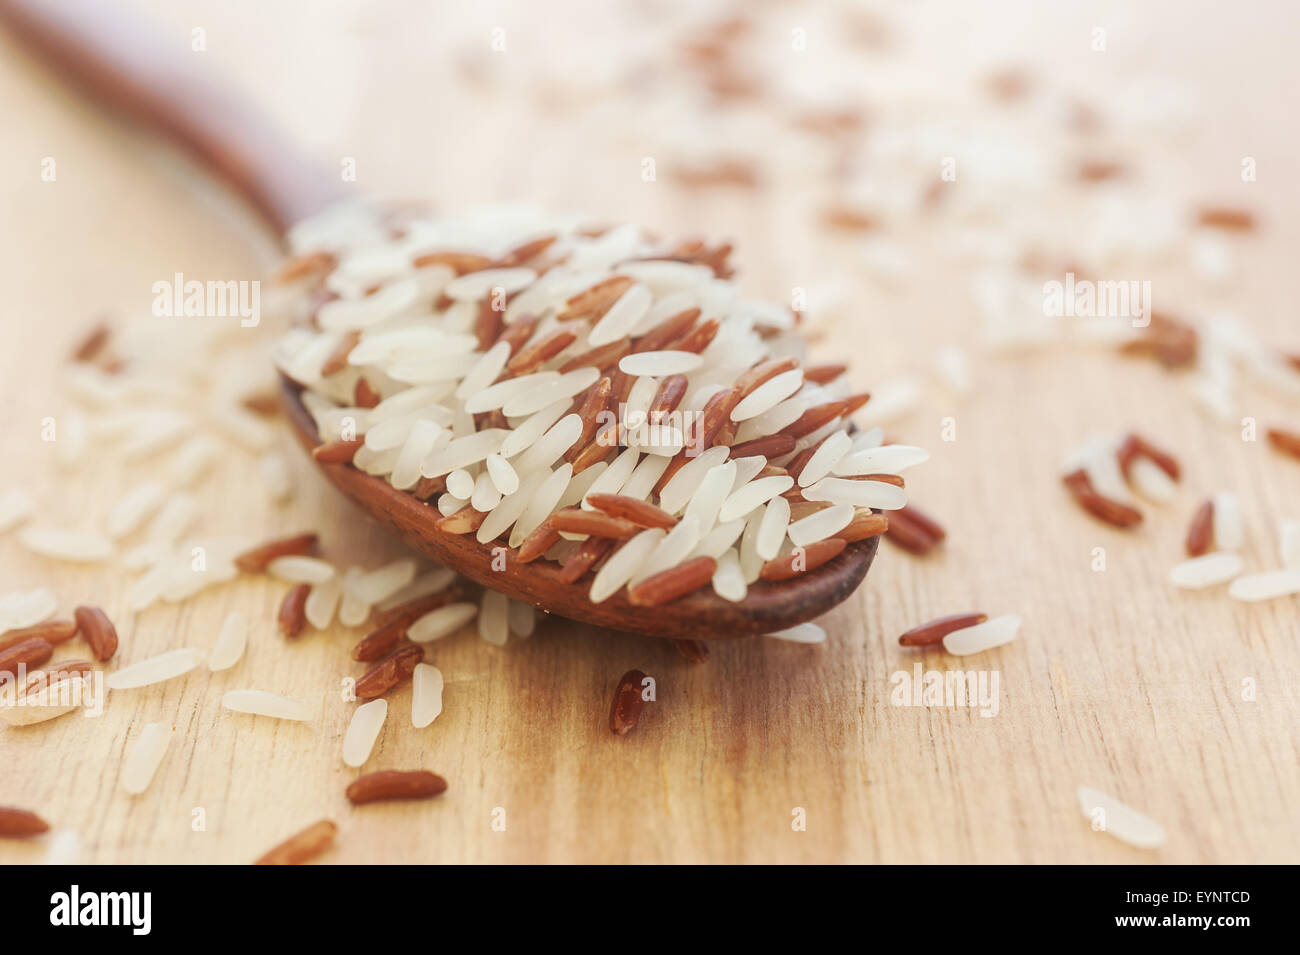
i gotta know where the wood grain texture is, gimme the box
[1,0,1298,864]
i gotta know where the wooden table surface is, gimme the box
[2,0,1297,864]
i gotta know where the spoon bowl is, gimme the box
[282,377,879,640]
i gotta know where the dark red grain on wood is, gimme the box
[1185,499,1215,557]
[609,669,647,736]
[898,612,989,647]
[278,584,311,639]
[346,770,448,805]
[73,605,118,662]
[355,645,424,700]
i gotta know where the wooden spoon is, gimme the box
[1,0,880,639]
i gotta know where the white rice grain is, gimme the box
[590,528,665,603]
[209,610,248,670]
[1169,552,1243,590]
[803,477,907,510]
[479,590,510,646]
[730,369,804,422]
[411,663,444,728]
[268,556,336,585]
[108,480,168,538]
[342,699,387,767]
[107,648,203,690]
[767,623,826,644]
[408,602,479,642]
[498,399,571,459]
[1077,786,1167,850]
[121,723,172,795]
[618,350,704,377]
[353,559,417,605]
[512,414,583,475]
[658,446,730,515]
[454,341,512,400]
[942,614,1021,656]
[1228,569,1300,602]
[832,444,930,477]
[19,526,112,563]
[337,568,371,626]
[711,549,747,602]
[756,495,791,560]
[304,575,343,629]
[511,464,572,546]
[502,367,600,418]
[1212,490,1243,550]
[682,461,736,533]
[222,689,312,721]
[787,503,854,547]
[719,475,794,523]
[486,453,519,495]
[1280,519,1300,570]
[0,489,34,533]
[633,517,701,584]
[588,283,652,346]
[797,431,854,488]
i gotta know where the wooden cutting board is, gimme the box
[1,0,1297,864]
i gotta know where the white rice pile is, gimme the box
[276,201,923,608]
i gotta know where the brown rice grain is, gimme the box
[412,250,493,274]
[312,439,364,464]
[235,533,320,573]
[780,400,848,440]
[254,819,337,865]
[671,639,710,663]
[666,317,721,354]
[319,330,361,376]
[839,510,889,542]
[559,338,631,373]
[728,434,797,461]
[506,328,576,375]
[518,521,562,563]
[760,538,847,580]
[0,637,53,677]
[549,508,643,539]
[648,375,688,423]
[345,770,448,805]
[802,363,848,385]
[631,307,700,353]
[1267,427,1300,460]
[735,357,800,397]
[609,669,647,736]
[278,584,311,639]
[0,807,50,838]
[73,606,118,662]
[1062,469,1143,529]
[1186,499,1215,557]
[0,619,77,652]
[355,644,423,699]
[898,612,989,647]
[586,494,678,530]
[626,555,717,606]
[353,378,381,408]
[560,275,635,321]
[559,536,615,583]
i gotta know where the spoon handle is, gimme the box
[0,0,347,234]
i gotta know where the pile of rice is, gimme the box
[273,201,926,608]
